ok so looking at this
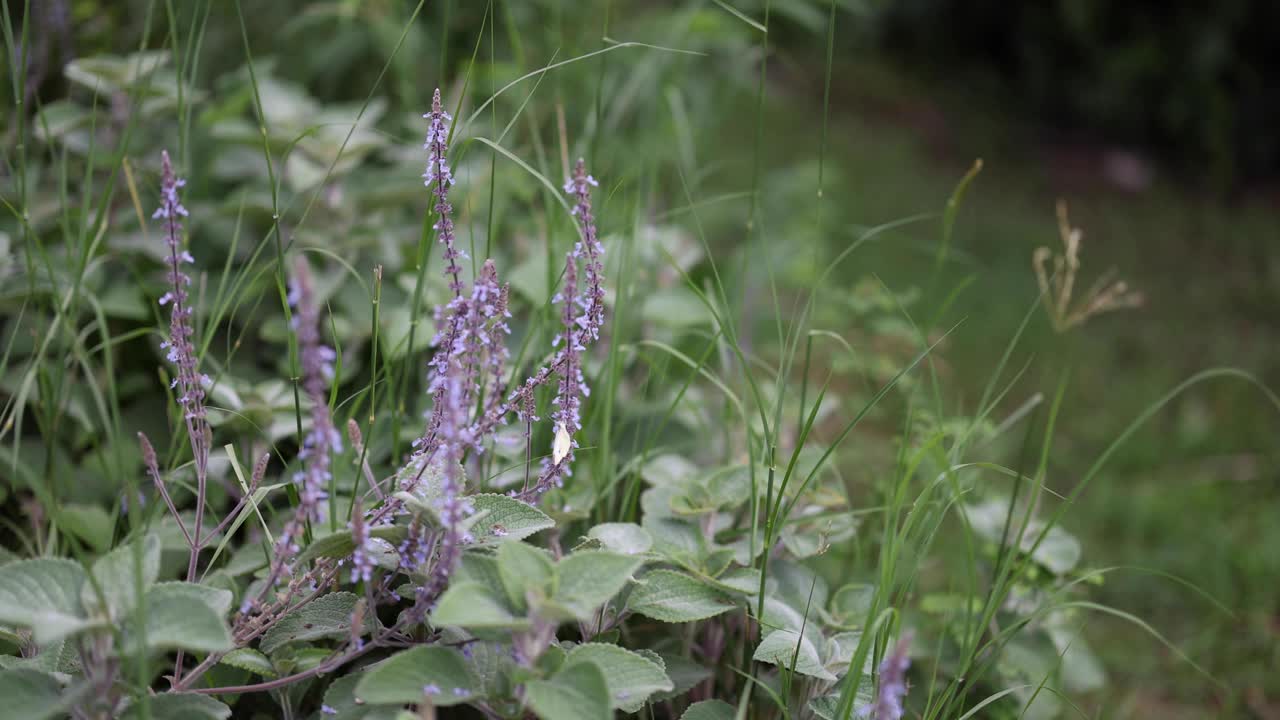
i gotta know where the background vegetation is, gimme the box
[2,1,1278,718]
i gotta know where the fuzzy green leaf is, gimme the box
[467,494,555,545]
[526,660,612,720]
[320,674,402,720]
[681,700,735,720]
[355,646,477,706]
[0,668,78,720]
[83,533,161,619]
[123,693,231,720]
[127,582,233,654]
[628,570,735,623]
[753,630,836,681]
[260,592,371,654]
[58,504,114,552]
[148,581,233,617]
[553,551,643,619]
[295,525,408,568]
[0,558,94,644]
[431,581,527,630]
[497,541,554,610]
[565,643,673,712]
[587,523,653,556]
[218,648,276,677]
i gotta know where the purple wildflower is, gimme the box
[423,683,441,696]
[861,631,913,720]
[565,158,606,343]
[423,87,465,297]
[154,150,214,582]
[264,258,341,584]
[397,516,431,571]
[417,363,475,608]
[349,502,375,584]
[321,705,337,715]
[515,160,606,501]
[154,150,209,458]
[289,257,341,521]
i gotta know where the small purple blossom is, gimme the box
[860,631,913,720]
[349,505,375,584]
[321,705,337,715]
[397,518,431,571]
[452,687,468,697]
[423,683,441,696]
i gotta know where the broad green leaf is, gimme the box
[654,652,713,701]
[459,638,517,698]
[641,455,698,487]
[355,646,477,706]
[810,687,874,720]
[467,494,555,545]
[497,542,554,610]
[824,632,873,678]
[147,581,233,616]
[83,533,161,618]
[295,524,408,568]
[587,523,653,556]
[0,558,94,644]
[706,567,762,595]
[58,504,114,552]
[64,52,167,92]
[753,630,836,681]
[681,700,735,720]
[123,693,231,720]
[260,592,373,654]
[565,643,673,712]
[1032,525,1083,575]
[553,552,643,619]
[826,583,875,628]
[431,581,527,630]
[648,522,707,568]
[526,660,611,720]
[0,668,77,720]
[220,542,269,577]
[218,648,276,677]
[0,639,78,675]
[628,570,735,623]
[320,674,402,720]
[1047,624,1107,693]
[965,499,1081,575]
[456,553,505,590]
[127,582,233,654]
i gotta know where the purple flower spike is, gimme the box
[514,159,607,502]
[155,150,208,436]
[861,631,913,720]
[349,503,375,584]
[423,87,466,298]
[263,258,341,586]
[417,361,475,608]
[566,158,606,343]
